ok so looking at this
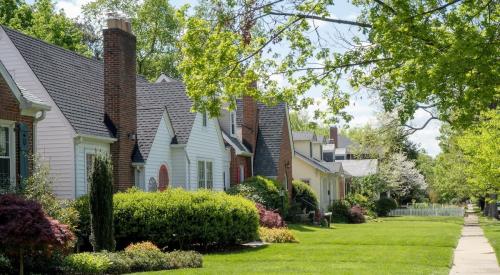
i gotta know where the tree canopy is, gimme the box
[178,0,498,130]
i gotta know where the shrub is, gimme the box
[113,189,259,249]
[73,195,91,250]
[89,154,115,252]
[227,176,289,215]
[0,253,11,274]
[125,241,161,252]
[0,194,75,274]
[329,200,351,223]
[165,250,203,269]
[291,180,318,213]
[124,248,167,272]
[375,197,398,217]
[102,252,132,274]
[255,203,286,228]
[348,205,366,224]
[258,227,297,243]
[63,253,111,274]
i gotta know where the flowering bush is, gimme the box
[125,241,161,253]
[258,227,297,243]
[255,203,286,228]
[348,205,366,224]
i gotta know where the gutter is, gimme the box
[74,134,117,144]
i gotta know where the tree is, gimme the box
[81,0,183,80]
[289,111,329,137]
[380,152,426,204]
[0,194,74,275]
[89,154,115,252]
[457,110,500,217]
[178,0,498,130]
[1,0,90,55]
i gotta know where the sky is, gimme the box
[41,0,442,156]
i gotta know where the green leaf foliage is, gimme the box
[291,180,318,213]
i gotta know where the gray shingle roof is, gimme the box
[3,26,113,138]
[253,102,288,177]
[292,131,314,141]
[137,82,195,150]
[221,130,251,154]
[338,159,378,177]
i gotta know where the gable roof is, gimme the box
[253,102,289,177]
[221,131,251,156]
[338,159,378,177]
[295,150,343,174]
[137,82,196,148]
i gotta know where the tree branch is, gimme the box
[403,116,439,135]
[268,11,372,28]
[410,0,465,19]
[374,0,397,14]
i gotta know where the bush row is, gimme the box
[258,227,297,243]
[63,242,202,274]
[329,197,398,223]
[76,188,259,249]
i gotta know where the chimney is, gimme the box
[242,95,258,152]
[329,126,338,147]
[104,15,137,191]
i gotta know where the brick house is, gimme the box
[0,19,227,199]
[218,97,294,196]
[0,60,50,190]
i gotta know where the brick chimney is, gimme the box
[329,126,338,147]
[242,96,258,152]
[103,15,137,191]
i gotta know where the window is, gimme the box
[239,165,245,183]
[202,112,207,126]
[230,111,236,136]
[309,142,313,157]
[335,155,345,160]
[320,145,323,160]
[301,179,310,184]
[198,160,213,189]
[0,126,12,189]
[85,153,95,192]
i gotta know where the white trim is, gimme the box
[74,134,117,144]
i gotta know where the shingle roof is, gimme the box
[253,102,288,177]
[221,130,251,155]
[295,151,343,174]
[292,131,314,141]
[3,26,114,138]
[137,82,195,149]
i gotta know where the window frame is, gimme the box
[239,164,245,183]
[202,112,207,127]
[0,120,16,189]
[84,152,96,193]
[198,160,214,189]
[230,111,236,136]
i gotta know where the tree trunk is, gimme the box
[488,193,498,219]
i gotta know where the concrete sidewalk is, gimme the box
[450,214,500,274]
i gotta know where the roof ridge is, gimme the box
[1,25,102,64]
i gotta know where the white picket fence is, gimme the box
[389,207,464,217]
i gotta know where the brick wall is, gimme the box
[277,114,293,198]
[103,23,137,191]
[229,148,251,186]
[0,75,34,185]
[242,96,258,153]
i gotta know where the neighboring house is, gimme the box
[292,131,346,211]
[218,97,294,195]
[0,19,227,199]
[0,60,50,189]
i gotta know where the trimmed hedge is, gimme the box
[375,197,398,217]
[329,200,351,223]
[76,189,259,249]
[227,176,289,215]
[259,227,297,243]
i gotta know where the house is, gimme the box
[218,97,294,194]
[291,131,346,210]
[0,18,227,199]
[0,60,50,190]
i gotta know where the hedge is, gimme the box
[76,189,259,249]
[291,180,319,213]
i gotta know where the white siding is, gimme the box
[144,115,173,190]
[186,113,227,191]
[294,140,310,156]
[74,139,110,197]
[171,146,187,188]
[0,28,76,199]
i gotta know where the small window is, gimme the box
[198,161,205,188]
[198,160,213,189]
[0,127,12,189]
[239,165,245,183]
[309,142,313,157]
[85,153,96,192]
[202,112,207,126]
[320,145,323,160]
[230,111,236,136]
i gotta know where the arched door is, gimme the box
[158,165,169,191]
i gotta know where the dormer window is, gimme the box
[230,111,236,136]
[309,142,313,158]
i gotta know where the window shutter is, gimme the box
[18,123,29,184]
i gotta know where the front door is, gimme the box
[158,165,169,191]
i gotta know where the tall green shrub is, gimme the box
[291,180,318,213]
[227,176,288,215]
[89,154,115,252]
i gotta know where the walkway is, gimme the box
[450,212,500,274]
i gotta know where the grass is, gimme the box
[134,216,463,275]
[480,217,500,262]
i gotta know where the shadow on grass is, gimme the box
[204,244,270,256]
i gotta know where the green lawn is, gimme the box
[481,217,500,262]
[136,216,463,275]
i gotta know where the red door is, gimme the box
[158,165,169,191]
